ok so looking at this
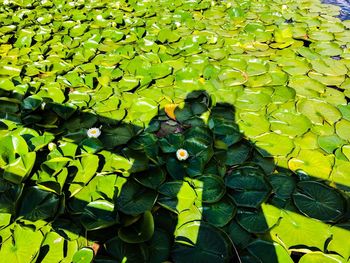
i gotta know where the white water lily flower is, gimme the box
[41,102,46,110]
[176,149,189,161]
[48,142,56,151]
[87,127,101,138]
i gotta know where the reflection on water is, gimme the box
[323,0,350,20]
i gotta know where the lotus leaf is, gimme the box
[310,58,347,76]
[294,132,319,150]
[158,181,196,213]
[225,142,252,166]
[38,231,77,263]
[308,72,345,86]
[308,30,334,41]
[276,57,311,75]
[18,186,60,221]
[337,104,350,121]
[271,86,295,103]
[218,68,247,86]
[322,88,346,106]
[134,166,166,190]
[269,174,296,201]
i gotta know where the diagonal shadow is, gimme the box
[0,89,349,262]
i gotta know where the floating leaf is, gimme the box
[117,180,158,215]
[289,150,334,179]
[318,135,345,154]
[195,175,225,203]
[327,223,350,259]
[225,165,271,208]
[336,119,350,140]
[269,209,331,250]
[172,222,235,263]
[269,109,311,137]
[247,240,293,263]
[119,211,154,243]
[254,133,294,157]
[0,223,44,263]
[80,200,116,231]
[18,186,60,221]
[72,248,94,263]
[297,99,342,125]
[299,252,346,263]
[293,181,345,222]
[105,237,148,262]
[158,181,196,213]
[202,196,236,227]
[288,75,325,97]
[148,228,171,263]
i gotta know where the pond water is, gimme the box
[323,0,350,19]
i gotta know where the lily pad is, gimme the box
[236,207,279,233]
[72,248,94,263]
[269,108,311,137]
[202,196,236,227]
[172,222,235,263]
[80,200,116,231]
[293,181,345,222]
[247,240,293,263]
[0,224,44,263]
[119,211,154,243]
[117,180,158,215]
[254,133,294,157]
[235,90,271,111]
[299,252,346,263]
[288,149,334,180]
[297,99,342,125]
[225,165,271,208]
[335,119,350,140]
[195,175,225,203]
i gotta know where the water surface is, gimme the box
[323,0,350,20]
